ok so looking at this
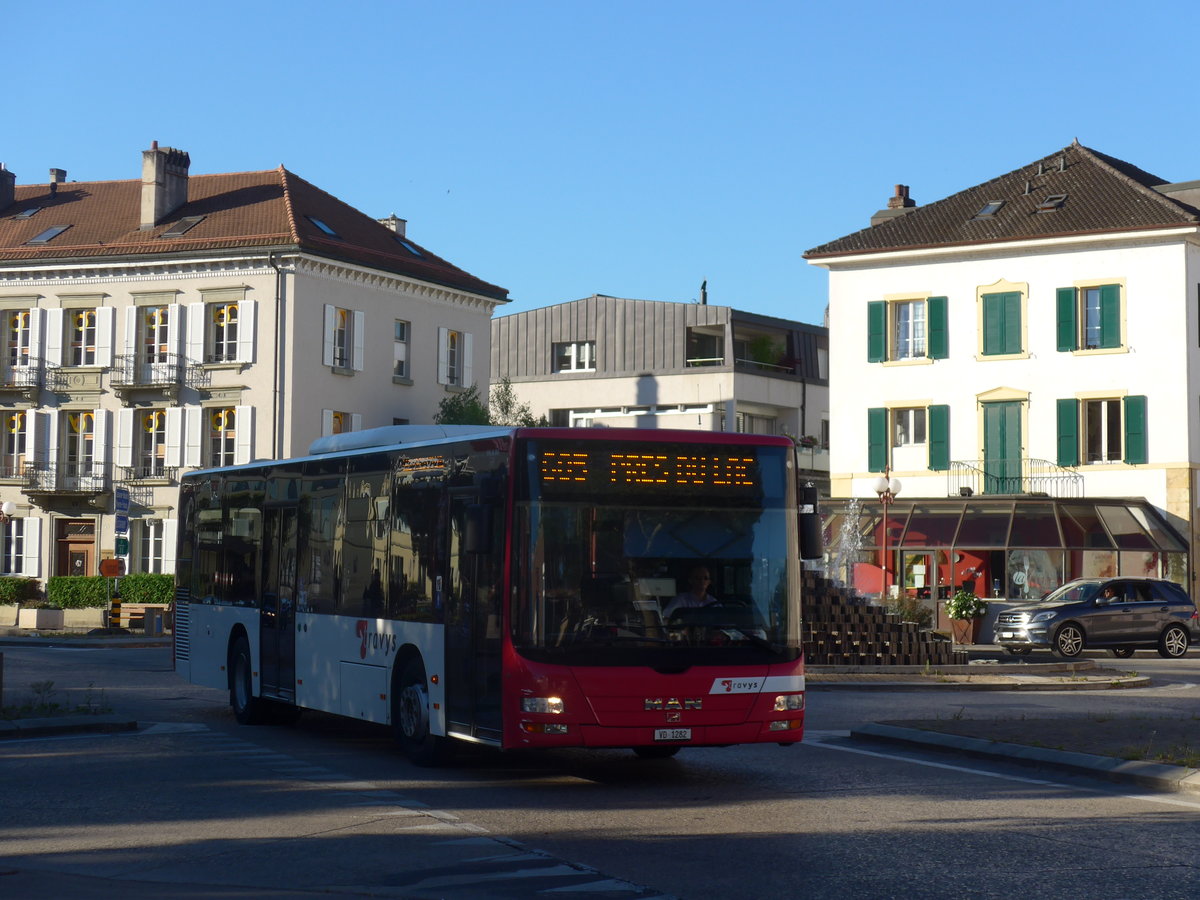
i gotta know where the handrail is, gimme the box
[947,458,1084,498]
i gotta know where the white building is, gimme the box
[806,142,1195,600]
[0,144,506,581]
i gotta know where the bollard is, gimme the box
[110,596,122,629]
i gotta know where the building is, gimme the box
[0,144,506,581]
[806,141,1194,602]
[491,292,830,480]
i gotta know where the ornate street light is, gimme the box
[0,500,16,525]
[873,469,902,599]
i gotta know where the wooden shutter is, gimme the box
[116,409,135,468]
[163,519,178,573]
[23,517,41,577]
[927,404,950,470]
[1100,284,1121,349]
[1056,398,1079,467]
[437,327,450,384]
[1124,395,1147,464]
[982,294,1002,355]
[351,310,365,371]
[323,305,337,366]
[1002,293,1022,354]
[234,405,254,465]
[96,307,114,367]
[236,300,257,363]
[867,301,886,362]
[1056,287,1077,351]
[927,297,948,360]
[867,407,888,472]
[186,303,205,363]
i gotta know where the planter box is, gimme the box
[17,608,64,630]
[0,603,17,627]
[63,608,105,629]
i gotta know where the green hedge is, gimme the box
[117,573,174,605]
[46,576,112,609]
[0,576,40,604]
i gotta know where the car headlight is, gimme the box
[1030,611,1056,623]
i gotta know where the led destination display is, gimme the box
[538,448,759,491]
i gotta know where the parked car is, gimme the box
[994,577,1198,658]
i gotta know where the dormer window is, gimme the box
[161,215,205,238]
[973,200,1004,219]
[306,216,340,238]
[1037,194,1067,212]
[26,225,70,244]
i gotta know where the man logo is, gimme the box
[644,698,702,710]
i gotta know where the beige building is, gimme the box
[0,144,506,580]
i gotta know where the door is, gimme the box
[56,518,95,575]
[983,402,1022,494]
[260,505,298,701]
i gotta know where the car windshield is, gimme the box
[1040,580,1102,603]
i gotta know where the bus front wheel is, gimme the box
[394,658,450,766]
[230,635,266,725]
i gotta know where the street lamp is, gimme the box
[0,501,15,524]
[873,469,902,599]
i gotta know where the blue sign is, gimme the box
[114,486,131,515]
[115,514,129,535]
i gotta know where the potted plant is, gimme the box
[946,589,988,645]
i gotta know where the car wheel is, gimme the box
[633,746,681,760]
[1158,624,1190,659]
[1109,647,1135,659]
[1053,624,1084,657]
[230,634,265,725]
[394,657,451,766]
[1005,647,1032,657]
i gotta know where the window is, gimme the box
[973,200,1004,219]
[65,411,96,479]
[736,412,777,435]
[306,215,340,237]
[5,310,33,371]
[869,405,950,472]
[867,297,947,362]
[2,518,24,574]
[138,519,166,573]
[322,410,361,436]
[981,291,1022,356]
[1037,194,1067,212]
[893,408,926,446]
[141,306,171,365]
[393,320,410,378]
[138,410,168,477]
[26,225,70,244]
[686,328,723,366]
[438,328,472,387]
[69,309,98,365]
[322,305,363,371]
[208,302,239,362]
[553,340,596,372]
[161,216,205,238]
[3,411,26,478]
[209,407,238,468]
[1057,396,1147,467]
[1057,284,1121,351]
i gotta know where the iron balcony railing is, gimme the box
[110,352,206,390]
[0,358,51,390]
[947,458,1084,498]
[118,463,180,484]
[23,462,111,494]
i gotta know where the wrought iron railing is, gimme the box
[23,463,110,494]
[119,464,180,483]
[947,458,1084,498]
[0,358,49,389]
[110,352,206,389]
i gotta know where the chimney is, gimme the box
[699,279,708,305]
[0,164,15,211]
[870,183,918,226]
[140,141,191,229]
[378,214,407,237]
[49,168,67,183]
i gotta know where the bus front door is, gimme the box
[446,495,503,742]
[260,505,298,702]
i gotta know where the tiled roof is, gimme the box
[0,166,508,302]
[805,141,1200,259]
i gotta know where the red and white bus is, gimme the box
[174,425,806,763]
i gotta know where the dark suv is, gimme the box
[995,577,1198,658]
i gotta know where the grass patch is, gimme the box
[1,680,112,720]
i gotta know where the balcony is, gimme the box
[23,462,111,497]
[109,352,207,399]
[0,358,53,402]
[948,458,1084,499]
[118,463,180,485]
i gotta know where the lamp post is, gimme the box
[0,500,15,525]
[873,469,902,600]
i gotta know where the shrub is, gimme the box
[46,576,112,609]
[117,573,174,605]
[946,589,989,620]
[887,595,933,629]
[0,576,40,605]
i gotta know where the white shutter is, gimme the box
[462,331,474,387]
[350,413,362,432]
[22,517,41,577]
[116,409,134,468]
[163,519,178,574]
[92,408,110,475]
[123,307,138,357]
[321,409,334,437]
[437,327,449,385]
[323,305,336,366]
[165,408,183,467]
[45,410,59,470]
[352,310,365,371]
[44,309,63,366]
[184,407,202,467]
[29,309,43,364]
[236,299,257,363]
[234,405,254,465]
[168,304,183,357]
[186,303,205,363]
[96,307,114,367]
[24,411,40,466]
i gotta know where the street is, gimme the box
[2,645,1199,898]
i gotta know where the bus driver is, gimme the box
[663,566,720,619]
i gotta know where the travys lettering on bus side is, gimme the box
[356,620,399,659]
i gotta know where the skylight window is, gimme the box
[26,225,70,245]
[306,215,340,238]
[396,237,423,257]
[161,215,206,238]
[13,207,41,220]
[1037,194,1067,212]
[973,200,1004,219]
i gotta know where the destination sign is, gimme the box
[538,449,758,490]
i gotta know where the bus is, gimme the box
[174,425,807,763]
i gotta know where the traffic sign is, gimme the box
[114,486,130,515]
[99,558,125,577]
[115,536,129,555]
[115,514,129,534]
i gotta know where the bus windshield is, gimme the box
[512,439,801,667]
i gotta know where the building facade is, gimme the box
[0,144,506,582]
[806,142,1196,601]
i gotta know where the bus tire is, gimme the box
[230,634,266,725]
[394,657,450,766]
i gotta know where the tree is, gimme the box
[489,377,541,426]
[433,384,490,425]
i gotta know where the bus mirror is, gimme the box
[464,503,492,554]
[799,482,823,560]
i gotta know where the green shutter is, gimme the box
[1124,395,1147,464]
[1056,398,1079,467]
[982,294,1002,355]
[927,404,950,470]
[1003,292,1022,355]
[1100,284,1121,348]
[1056,287,1078,351]
[927,296,948,359]
[867,407,887,472]
[867,301,886,362]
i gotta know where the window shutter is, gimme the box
[321,409,334,437]
[927,404,950,470]
[184,407,202,467]
[1100,284,1121,349]
[867,407,887,472]
[350,413,362,432]
[23,517,41,577]
[927,297,948,359]
[116,409,134,468]
[1003,293,1022,354]
[1056,287,1077,351]
[165,408,183,467]
[28,309,43,365]
[351,310,365,371]
[44,308,63,366]
[24,410,39,467]
[982,295,1002,355]
[236,300,257,363]
[437,327,450,384]
[234,405,254,465]
[45,410,59,470]
[163,519,178,573]
[92,408,110,476]
[323,305,336,366]
[186,303,205,363]
[96,307,114,367]
[462,332,474,387]
[1124,395,1147,464]
[123,307,138,357]
[867,301,886,362]
[168,304,183,357]
[1056,398,1079,467]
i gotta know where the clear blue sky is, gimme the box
[6,0,1199,326]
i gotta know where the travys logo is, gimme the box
[710,677,764,694]
[356,620,398,659]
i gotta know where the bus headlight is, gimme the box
[521,697,564,714]
[773,694,805,712]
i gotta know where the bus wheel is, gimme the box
[632,746,681,760]
[394,658,450,766]
[230,635,266,725]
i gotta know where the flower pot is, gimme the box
[951,617,982,645]
[17,608,64,630]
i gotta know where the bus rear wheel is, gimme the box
[230,635,266,725]
[394,658,450,767]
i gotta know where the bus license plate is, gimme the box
[654,728,691,742]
